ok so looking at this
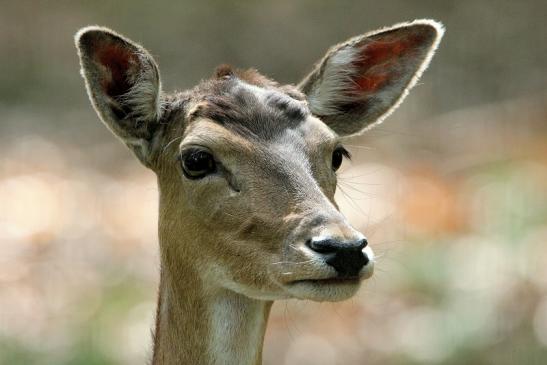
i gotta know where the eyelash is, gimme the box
[339,146,351,160]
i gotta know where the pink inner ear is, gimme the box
[351,32,425,93]
[94,42,136,98]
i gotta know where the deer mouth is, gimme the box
[279,252,374,301]
[291,276,362,285]
[287,268,373,287]
[283,276,363,302]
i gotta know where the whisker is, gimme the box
[288,244,301,252]
[283,302,295,341]
[269,259,315,266]
[223,212,239,219]
[344,144,374,150]
[370,127,420,138]
[337,168,383,180]
[337,178,381,186]
[337,184,369,216]
[338,185,375,201]
[162,136,183,152]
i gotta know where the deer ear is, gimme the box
[298,19,444,137]
[75,26,163,166]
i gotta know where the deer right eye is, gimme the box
[332,146,350,172]
[180,149,216,179]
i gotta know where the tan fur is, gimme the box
[75,20,443,365]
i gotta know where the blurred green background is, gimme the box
[1,1,546,364]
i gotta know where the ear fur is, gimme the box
[75,26,164,165]
[298,19,444,136]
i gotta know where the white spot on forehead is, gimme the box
[235,80,306,112]
[274,116,336,144]
[270,116,338,169]
[235,80,269,100]
[275,116,338,150]
[299,116,338,140]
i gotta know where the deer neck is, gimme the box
[152,246,273,365]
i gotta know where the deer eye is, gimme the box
[332,146,350,172]
[180,148,216,179]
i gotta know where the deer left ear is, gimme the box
[75,26,163,166]
[298,19,444,137]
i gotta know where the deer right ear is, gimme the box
[75,26,164,166]
[298,20,444,137]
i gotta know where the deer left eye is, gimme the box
[180,149,216,179]
[332,146,350,171]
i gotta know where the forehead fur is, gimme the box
[180,66,311,140]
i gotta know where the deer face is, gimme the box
[159,79,373,301]
[76,20,443,301]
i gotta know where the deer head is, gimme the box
[76,20,443,302]
[76,19,443,364]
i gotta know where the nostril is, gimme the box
[358,238,368,250]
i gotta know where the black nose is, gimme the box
[307,237,369,277]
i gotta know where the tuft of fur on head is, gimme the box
[212,64,280,91]
[214,64,235,78]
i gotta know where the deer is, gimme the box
[75,19,443,365]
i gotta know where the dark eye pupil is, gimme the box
[332,146,351,171]
[332,149,344,171]
[182,150,215,179]
[186,151,210,170]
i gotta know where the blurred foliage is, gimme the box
[1,1,546,364]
